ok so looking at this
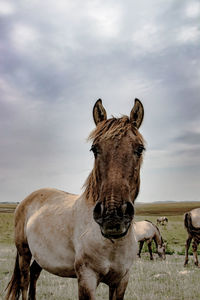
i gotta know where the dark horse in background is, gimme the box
[184,208,200,267]
[6,98,145,300]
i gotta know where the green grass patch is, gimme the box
[0,213,15,244]
[177,248,200,256]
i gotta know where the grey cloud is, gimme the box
[174,131,200,145]
[0,0,200,202]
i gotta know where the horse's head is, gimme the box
[158,242,166,260]
[85,98,145,240]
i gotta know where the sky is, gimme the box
[0,0,200,203]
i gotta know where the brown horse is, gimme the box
[134,220,166,260]
[184,208,200,267]
[6,98,145,300]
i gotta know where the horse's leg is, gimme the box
[192,240,199,267]
[109,272,129,300]
[109,286,116,300]
[18,251,32,300]
[28,260,42,300]
[75,262,97,300]
[184,236,192,266]
[147,241,153,260]
[138,241,144,258]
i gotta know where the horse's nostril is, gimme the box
[124,202,134,217]
[93,202,103,225]
[116,207,123,218]
[116,224,120,231]
[93,202,102,215]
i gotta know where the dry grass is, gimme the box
[1,245,200,300]
[1,201,200,299]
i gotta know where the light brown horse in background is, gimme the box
[134,220,166,260]
[157,216,168,226]
[6,98,145,300]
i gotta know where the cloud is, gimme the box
[177,26,200,44]
[11,23,41,53]
[175,131,200,145]
[185,2,200,18]
[0,1,15,15]
[0,0,199,202]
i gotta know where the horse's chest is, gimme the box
[99,251,131,284]
[87,243,133,280]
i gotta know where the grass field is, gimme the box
[1,201,200,299]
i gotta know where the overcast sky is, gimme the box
[0,0,200,203]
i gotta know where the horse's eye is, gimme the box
[134,145,145,157]
[90,144,100,158]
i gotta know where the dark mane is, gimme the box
[83,116,144,204]
[184,212,200,237]
[145,220,163,244]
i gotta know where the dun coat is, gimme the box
[6,98,145,300]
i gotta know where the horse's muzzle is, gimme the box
[93,201,134,239]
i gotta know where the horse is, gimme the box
[184,208,200,267]
[6,98,145,300]
[156,216,168,226]
[133,220,166,260]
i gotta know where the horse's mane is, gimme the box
[145,220,163,244]
[184,212,200,237]
[83,116,144,204]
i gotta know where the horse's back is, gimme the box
[134,221,155,241]
[15,188,78,228]
[190,208,200,228]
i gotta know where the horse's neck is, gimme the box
[154,227,162,246]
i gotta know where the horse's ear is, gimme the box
[93,99,107,126]
[130,98,144,129]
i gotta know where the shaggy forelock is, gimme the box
[88,116,141,143]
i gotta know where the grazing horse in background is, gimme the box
[134,220,166,260]
[157,216,168,226]
[184,208,200,267]
[6,98,145,300]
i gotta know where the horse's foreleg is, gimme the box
[192,240,199,267]
[184,236,192,266]
[138,241,144,258]
[75,262,97,300]
[109,272,129,300]
[147,241,153,260]
[109,286,116,300]
[28,260,42,300]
